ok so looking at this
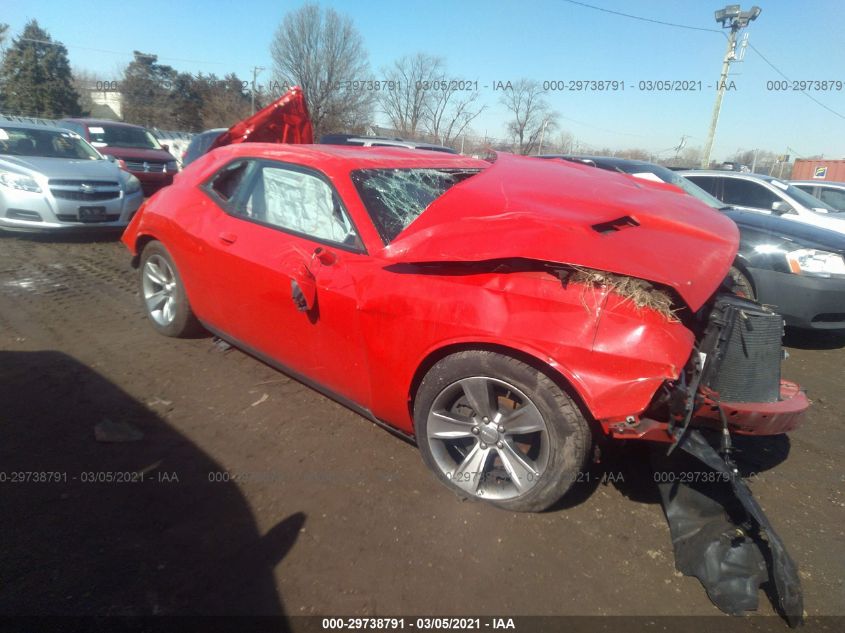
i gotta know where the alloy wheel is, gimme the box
[425,376,551,501]
[142,254,178,326]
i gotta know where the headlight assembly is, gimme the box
[0,170,41,193]
[786,248,845,278]
[124,174,142,194]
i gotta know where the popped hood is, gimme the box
[383,154,739,311]
[208,86,313,151]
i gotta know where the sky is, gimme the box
[3,0,844,160]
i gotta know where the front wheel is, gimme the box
[728,266,756,300]
[139,240,200,337]
[414,351,591,512]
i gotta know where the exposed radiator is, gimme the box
[700,295,783,403]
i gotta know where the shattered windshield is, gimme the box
[351,168,481,243]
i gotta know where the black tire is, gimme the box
[728,266,756,300]
[414,350,591,512]
[138,240,200,337]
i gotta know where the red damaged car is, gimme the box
[121,144,809,513]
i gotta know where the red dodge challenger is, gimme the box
[121,143,808,512]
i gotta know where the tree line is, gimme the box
[0,21,254,131]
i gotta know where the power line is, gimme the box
[560,2,845,123]
[557,113,649,138]
[559,0,723,33]
[746,42,845,120]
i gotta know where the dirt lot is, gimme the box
[0,233,843,625]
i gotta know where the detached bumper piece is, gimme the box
[654,431,803,627]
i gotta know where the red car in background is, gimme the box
[59,118,178,197]
[122,145,808,512]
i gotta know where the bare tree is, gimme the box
[543,130,574,155]
[424,80,485,146]
[271,3,374,138]
[378,53,443,137]
[500,79,556,155]
[616,148,652,161]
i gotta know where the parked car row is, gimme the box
[1,90,843,335]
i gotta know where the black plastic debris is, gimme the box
[652,430,804,627]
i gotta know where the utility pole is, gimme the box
[251,66,265,115]
[701,5,762,168]
[537,118,550,155]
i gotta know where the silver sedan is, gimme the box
[0,122,144,233]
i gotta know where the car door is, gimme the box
[199,158,373,408]
[719,178,785,215]
[685,175,722,199]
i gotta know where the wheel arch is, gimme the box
[406,341,598,434]
[730,256,757,296]
[131,233,159,268]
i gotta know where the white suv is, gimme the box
[681,170,845,235]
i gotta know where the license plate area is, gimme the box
[78,206,108,222]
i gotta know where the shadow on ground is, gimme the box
[0,350,303,617]
[550,431,792,512]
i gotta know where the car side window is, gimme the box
[818,188,845,211]
[687,176,719,197]
[722,179,780,209]
[238,163,361,248]
[210,160,252,203]
[61,121,86,137]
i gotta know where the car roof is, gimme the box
[320,134,455,152]
[209,143,486,170]
[61,118,148,130]
[0,121,74,133]
[790,180,845,187]
[680,170,783,182]
[541,154,650,169]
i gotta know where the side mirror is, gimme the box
[161,144,170,152]
[281,254,316,312]
[771,201,793,216]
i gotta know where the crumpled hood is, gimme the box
[0,156,124,182]
[383,153,739,311]
[208,86,313,151]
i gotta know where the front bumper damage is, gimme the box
[608,294,807,625]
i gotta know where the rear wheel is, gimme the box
[139,241,200,337]
[414,351,591,512]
